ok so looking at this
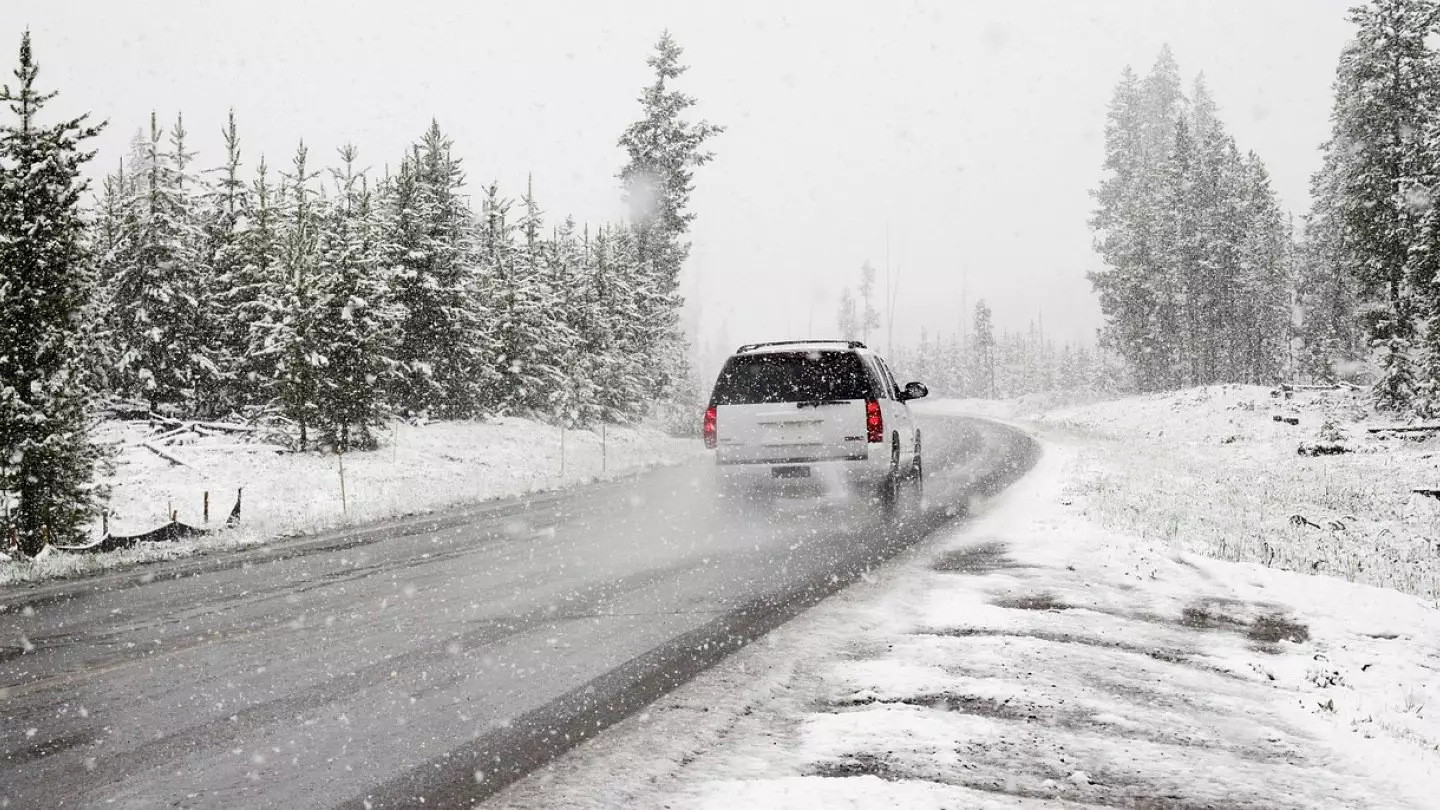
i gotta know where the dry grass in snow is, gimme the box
[1031,384,1440,602]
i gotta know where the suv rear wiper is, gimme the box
[796,399,848,408]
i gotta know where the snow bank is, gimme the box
[0,417,702,586]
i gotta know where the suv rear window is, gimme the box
[709,351,876,405]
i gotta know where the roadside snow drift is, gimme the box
[1,417,701,586]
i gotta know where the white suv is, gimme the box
[703,340,927,510]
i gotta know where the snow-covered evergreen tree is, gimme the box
[544,215,586,426]
[858,261,881,345]
[310,145,397,450]
[1092,47,1296,393]
[0,32,108,553]
[617,32,722,407]
[254,142,324,448]
[1329,1,1440,407]
[971,300,996,398]
[836,287,859,339]
[199,110,256,415]
[109,112,209,413]
[583,225,647,421]
[483,179,557,414]
[385,122,489,418]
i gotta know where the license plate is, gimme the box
[768,427,818,445]
[772,466,811,479]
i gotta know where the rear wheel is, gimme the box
[877,440,902,516]
[904,432,927,518]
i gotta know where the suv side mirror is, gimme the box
[900,381,928,401]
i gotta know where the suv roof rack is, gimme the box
[734,339,867,353]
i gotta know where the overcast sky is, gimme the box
[10,0,1356,366]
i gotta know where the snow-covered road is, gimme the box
[0,414,1035,809]
[490,422,1440,810]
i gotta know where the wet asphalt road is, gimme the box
[0,414,1036,809]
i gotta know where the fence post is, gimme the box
[203,491,210,524]
[337,448,348,516]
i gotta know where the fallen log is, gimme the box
[1367,424,1440,434]
[181,443,287,453]
[193,421,258,434]
[141,442,201,471]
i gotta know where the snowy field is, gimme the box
[1036,384,1440,601]
[489,395,1440,808]
[0,417,703,586]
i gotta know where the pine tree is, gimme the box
[0,32,108,553]
[306,145,398,450]
[617,32,722,405]
[1298,149,1361,382]
[386,122,488,418]
[971,300,996,399]
[1092,47,1296,393]
[1235,155,1294,384]
[1329,1,1440,408]
[836,287,858,339]
[583,224,647,421]
[483,179,557,414]
[234,157,283,410]
[1089,65,1164,391]
[256,142,324,448]
[545,216,587,426]
[110,112,208,413]
[858,261,881,344]
[201,110,256,415]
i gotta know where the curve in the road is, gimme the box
[0,415,1037,810]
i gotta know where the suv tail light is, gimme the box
[865,399,884,443]
[703,405,718,449]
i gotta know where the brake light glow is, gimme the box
[703,405,718,449]
[865,399,883,443]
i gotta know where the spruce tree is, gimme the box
[0,32,108,553]
[1329,1,1440,408]
[858,261,881,344]
[256,142,323,448]
[971,300,996,399]
[617,32,722,404]
[385,122,488,418]
[836,287,858,339]
[544,215,586,425]
[234,157,283,411]
[201,110,256,415]
[483,179,555,414]
[311,145,397,450]
[110,112,207,413]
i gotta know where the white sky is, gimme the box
[10,0,1355,362]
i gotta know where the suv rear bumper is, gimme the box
[713,450,889,497]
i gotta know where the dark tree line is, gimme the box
[0,31,719,556]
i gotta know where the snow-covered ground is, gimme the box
[1036,384,1440,601]
[489,395,1440,809]
[0,417,702,586]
